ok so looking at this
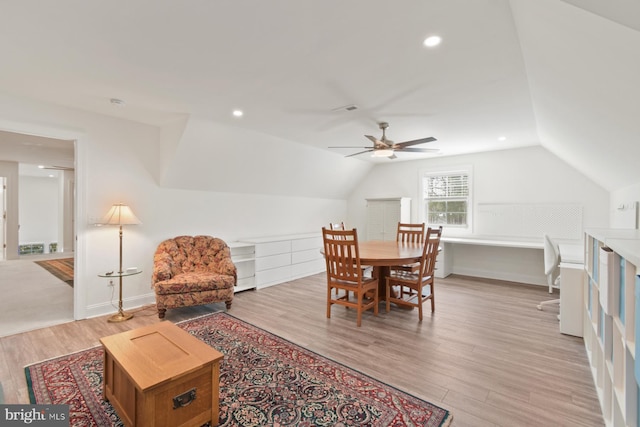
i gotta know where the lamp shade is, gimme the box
[101,203,142,226]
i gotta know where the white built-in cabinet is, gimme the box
[583,229,640,427]
[366,197,411,241]
[239,233,325,289]
[228,241,256,292]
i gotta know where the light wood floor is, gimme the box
[0,273,602,426]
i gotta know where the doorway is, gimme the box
[0,130,75,337]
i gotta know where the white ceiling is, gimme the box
[0,0,638,191]
[0,130,74,176]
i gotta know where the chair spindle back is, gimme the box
[397,223,426,244]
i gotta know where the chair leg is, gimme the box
[537,299,560,311]
[356,293,363,327]
[430,285,435,312]
[373,289,378,316]
[157,308,166,319]
[386,280,391,313]
[225,300,232,310]
[327,286,332,319]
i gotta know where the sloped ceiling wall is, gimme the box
[3,0,639,199]
[159,0,640,197]
[560,0,640,32]
[159,117,373,199]
[510,0,640,192]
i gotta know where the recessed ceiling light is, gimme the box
[498,136,507,141]
[110,98,126,107]
[37,165,45,169]
[423,36,442,48]
[232,110,243,117]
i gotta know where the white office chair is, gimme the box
[537,234,560,311]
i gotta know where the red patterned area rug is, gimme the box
[25,312,453,426]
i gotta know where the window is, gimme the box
[422,169,471,228]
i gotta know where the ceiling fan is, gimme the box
[329,122,438,159]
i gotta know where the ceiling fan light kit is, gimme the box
[371,149,394,158]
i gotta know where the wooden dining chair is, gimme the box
[392,222,426,273]
[322,227,379,327]
[397,222,426,243]
[386,226,443,321]
[329,222,347,295]
[330,221,372,282]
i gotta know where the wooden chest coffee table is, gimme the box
[100,321,224,427]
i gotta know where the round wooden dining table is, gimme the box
[357,240,424,299]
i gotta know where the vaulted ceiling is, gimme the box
[0,0,638,193]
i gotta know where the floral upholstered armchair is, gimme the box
[152,235,237,319]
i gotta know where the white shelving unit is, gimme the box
[366,197,411,241]
[583,229,640,427]
[228,241,256,292]
[240,233,325,289]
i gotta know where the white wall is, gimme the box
[0,93,347,319]
[347,146,610,285]
[610,183,640,229]
[18,175,59,251]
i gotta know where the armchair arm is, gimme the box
[152,251,174,283]
[217,256,238,281]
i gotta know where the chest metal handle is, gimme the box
[173,387,197,409]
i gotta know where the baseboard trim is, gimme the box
[85,293,156,319]
[451,267,546,286]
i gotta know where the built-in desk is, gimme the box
[435,236,544,282]
[435,236,585,336]
[441,236,544,249]
[436,235,584,285]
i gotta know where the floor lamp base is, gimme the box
[108,311,134,323]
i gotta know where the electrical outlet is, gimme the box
[88,216,102,225]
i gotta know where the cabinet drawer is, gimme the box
[255,240,291,257]
[291,259,325,279]
[256,266,291,288]
[255,253,291,271]
[291,236,322,252]
[292,248,322,264]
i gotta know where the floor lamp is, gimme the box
[101,203,141,322]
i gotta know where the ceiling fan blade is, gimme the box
[328,146,372,149]
[396,147,440,153]
[394,136,437,149]
[346,149,374,157]
[364,135,380,144]
[365,135,393,150]
[43,165,75,171]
